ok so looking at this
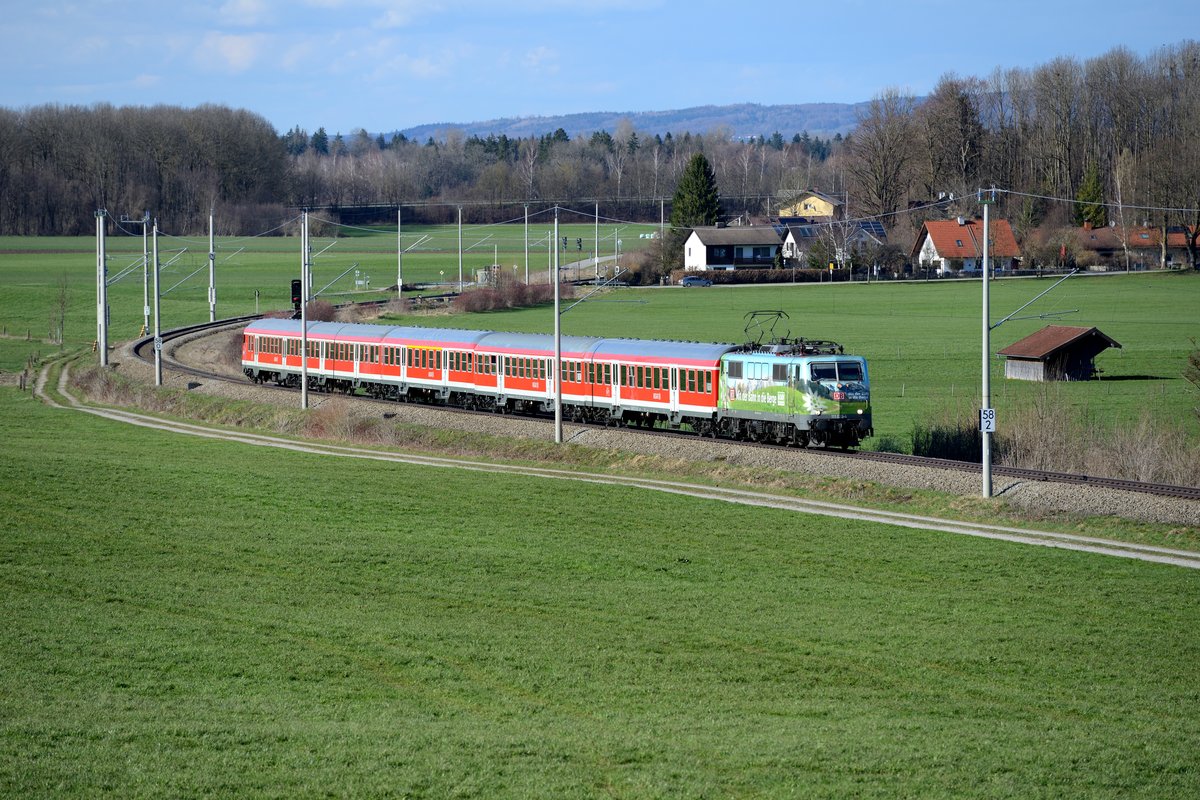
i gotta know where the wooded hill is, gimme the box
[1,41,1196,265]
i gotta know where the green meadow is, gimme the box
[1,389,1198,797]
[2,233,1198,446]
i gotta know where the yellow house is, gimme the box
[777,190,844,220]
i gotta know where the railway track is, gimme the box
[135,316,1200,504]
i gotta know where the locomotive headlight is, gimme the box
[857,409,864,415]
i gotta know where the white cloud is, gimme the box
[198,32,267,73]
[522,46,558,71]
[218,0,273,26]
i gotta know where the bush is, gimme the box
[911,385,1200,487]
[306,299,336,321]
[452,281,572,313]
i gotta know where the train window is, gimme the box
[603,364,612,384]
[811,363,837,381]
[773,364,788,381]
[703,372,712,393]
[836,361,863,381]
[727,361,743,379]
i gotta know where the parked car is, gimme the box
[680,275,713,287]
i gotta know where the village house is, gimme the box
[1068,223,1197,270]
[683,226,782,271]
[775,189,845,224]
[911,217,1021,275]
[780,221,886,265]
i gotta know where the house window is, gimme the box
[955,240,963,247]
[713,247,728,258]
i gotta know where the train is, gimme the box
[241,318,872,448]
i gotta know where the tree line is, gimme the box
[1,40,1196,261]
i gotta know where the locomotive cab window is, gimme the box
[836,361,864,381]
[727,361,743,379]
[811,363,837,381]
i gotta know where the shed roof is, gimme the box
[997,325,1121,360]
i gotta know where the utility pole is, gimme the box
[152,219,162,386]
[301,210,310,410]
[980,189,995,498]
[95,210,109,366]
[208,210,216,322]
[120,212,151,334]
[523,204,529,284]
[457,206,464,292]
[554,206,562,444]
[397,206,403,300]
[595,202,600,281]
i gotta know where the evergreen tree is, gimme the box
[667,153,721,264]
[1075,163,1108,228]
[310,127,329,155]
[283,125,308,156]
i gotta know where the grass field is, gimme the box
[2,388,1198,797]
[2,235,1198,447]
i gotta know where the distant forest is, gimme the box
[1,41,1196,263]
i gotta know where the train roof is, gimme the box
[245,319,492,348]
[477,331,603,358]
[591,338,737,365]
[244,319,738,365]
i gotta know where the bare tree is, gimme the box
[846,88,917,223]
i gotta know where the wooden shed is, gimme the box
[997,325,1121,382]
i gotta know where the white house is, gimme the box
[684,226,782,271]
[781,221,886,264]
[911,217,1021,274]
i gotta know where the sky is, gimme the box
[2,0,1191,136]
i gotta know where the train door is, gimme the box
[670,367,680,414]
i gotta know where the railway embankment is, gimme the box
[86,325,1200,531]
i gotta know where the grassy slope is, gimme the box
[1,389,1198,797]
